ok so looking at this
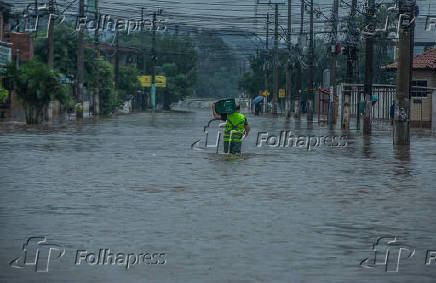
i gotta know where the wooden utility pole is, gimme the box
[342,0,357,130]
[272,4,279,115]
[141,7,147,110]
[151,11,157,111]
[328,0,339,126]
[394,0,415,145]
[114,30,119,89]
[48,0,54,69]
[93,0,100,115]
[286,0,292,117]
[266,12,269,50]
[307,0,314,122]
[263,13,270,114]
[294,0,304,119]
[363,0,375,135]
[76,0,84,119]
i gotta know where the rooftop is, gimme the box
[382,48,436,71]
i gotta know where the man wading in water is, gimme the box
[212,102,250,154]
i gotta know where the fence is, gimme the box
[338,84,435,129]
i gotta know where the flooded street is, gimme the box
[1,107,436,282]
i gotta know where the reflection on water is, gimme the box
[1,109,436,282]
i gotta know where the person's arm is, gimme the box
[212,103,222,120]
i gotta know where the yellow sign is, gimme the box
[138,75,166,88]
[261,90,270,97]
[279,89,285,98]
[155,76,166,87]
[138,76,151,87]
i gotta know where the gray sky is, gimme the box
[4,0,436,55]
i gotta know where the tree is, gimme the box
[33,24,97,87]
[7,60,70,124]
[119,31,197,108]
[92,58,118,115]
[117,66,141,101]
[158,63,192,109]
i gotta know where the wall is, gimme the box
[411,70,436,125]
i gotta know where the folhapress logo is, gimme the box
[9,237,65,272]
[360,236,415,272]
[9,236,167,272]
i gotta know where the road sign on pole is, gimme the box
[138,75,152,87]
[155,76,166,87]
[262,90,271,97]
[138,75,166,88]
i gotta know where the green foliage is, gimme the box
[92,58,119,115]
[157,63,192,109]
[0,86,8,101]
[7,59,70,124]
[117,66,141,101]
[119,31,197,108]
[33,24,96,86]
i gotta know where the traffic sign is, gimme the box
[155,76,166,87]
[138,76,151,87]
[138,75,166,88]
[261,90,270,97]
[279,89,285,98]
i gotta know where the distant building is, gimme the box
[0,1,35,120]
[3,32,34,63]
[84,43,139,67]
[0,1,12,118]
[383,48,436,127]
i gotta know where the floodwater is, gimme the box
[1,105,436,282]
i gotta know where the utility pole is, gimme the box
[263,13,269,114]
[93,0,100,115]
[76,0,84,119]
[114,30,119,90]
[266,12,269,50]
[394,0,415,145]
[307,0,314,122]
[294,0,304,119]
[16,49,20,67]
[328,0,339,126]
[151,11,157,111]
[286,0,292,117]
[141,7,146,110]
[272,3,279,115]
[363,0,375,135]
[48,0,54,69]
[341,0,357,130]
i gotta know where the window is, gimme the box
[411,80,428,97]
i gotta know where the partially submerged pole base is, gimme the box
[393,111,410,145]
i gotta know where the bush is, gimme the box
[7,59,70,124]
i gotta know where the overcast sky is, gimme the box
[4,0,435,55]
